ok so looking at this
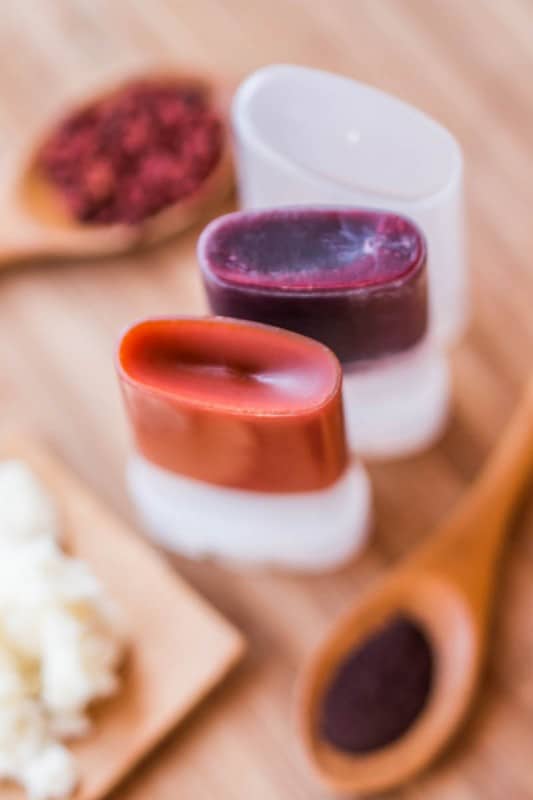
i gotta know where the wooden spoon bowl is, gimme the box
[299,573,477,794]
[0,69,234,265]
[298,378,533,795]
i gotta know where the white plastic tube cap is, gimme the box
[232,64,467,347]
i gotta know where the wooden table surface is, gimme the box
[1,1,532,798]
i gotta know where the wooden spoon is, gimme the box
[0,69,233,266]
[298,378,533,795]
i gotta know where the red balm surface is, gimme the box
[199,207,428,364]
[38,79,223,225]
[117,317,348,493]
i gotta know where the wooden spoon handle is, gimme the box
[470,376,533,527]
[422,377,533,610]
[0,211,137,268]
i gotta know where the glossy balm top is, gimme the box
[117,317,347,493]
[199,208,428,364]
[201,207,423,291]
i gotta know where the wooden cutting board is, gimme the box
[0,435,245,800]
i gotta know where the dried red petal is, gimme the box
[84,159,114,201]
[38,80,223,225]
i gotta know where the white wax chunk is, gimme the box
[0,460,125,800]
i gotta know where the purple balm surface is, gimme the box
[199,207,428,364]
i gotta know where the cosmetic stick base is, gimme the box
[343,341,451,459]
[127,455,372,572]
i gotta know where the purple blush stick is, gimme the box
[198,207,450,458]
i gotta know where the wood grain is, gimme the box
[0,1,531,798]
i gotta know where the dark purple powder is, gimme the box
[320,615,433,754]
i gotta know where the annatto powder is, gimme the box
[38,80,224,225]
